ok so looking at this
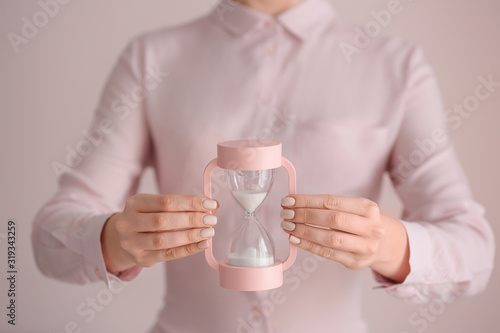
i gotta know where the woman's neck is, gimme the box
[240,0,304,15]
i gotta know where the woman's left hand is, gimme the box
[280,194,410,283]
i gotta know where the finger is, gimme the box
[135,228,215,250]
[281,194,379,218]
[138,241,209,266]
[158,241,210,261]
[287,236,371,270]
[128,194,218,213]
[280,208,370,236]
[133,212,217,232]
[281,221,370,253]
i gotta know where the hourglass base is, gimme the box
[219,260,283,291]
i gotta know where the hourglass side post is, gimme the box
[281,157,297,271]
[203,158,220,272]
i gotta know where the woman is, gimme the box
[32,0,494,332]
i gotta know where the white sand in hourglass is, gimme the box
[228,190,275,267]
[233,191,267,213]
[228,247,274,267]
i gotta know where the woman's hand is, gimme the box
[280,194,410,283]
[101,194,218,274]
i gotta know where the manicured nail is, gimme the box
[281,220,296,231]
[200,228,215,238]
[203,199,218,210]
[289,235,301,244]
[281,197,296,207]
[197,240,209,249]
[280,209,295,220]
[203,215,217,225]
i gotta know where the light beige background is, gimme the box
[1,0,499,332]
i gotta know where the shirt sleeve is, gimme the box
[373,46,495,303]
[31,37,151,286]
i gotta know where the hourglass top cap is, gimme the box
[217,139,282,171]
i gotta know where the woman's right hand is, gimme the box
[101,194,218,274]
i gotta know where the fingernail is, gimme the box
[280,209,295,220]
[289,235,301,244]
[200,228,215,238]
[281,197,296,207]
[281,220,296,231]
[203,215,217,225]
[197,240,209,249]
[203,199,218,210]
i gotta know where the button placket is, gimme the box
[258,21,279,108]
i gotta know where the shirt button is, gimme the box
[265,20,275,29]
[248,307,265,327]
[260,94,271,104]
[251,306,264,320]
[266,44,276,54]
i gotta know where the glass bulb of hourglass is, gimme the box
[226,169,275,268]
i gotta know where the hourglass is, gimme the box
[226,168,275,268]
[203,139,297,291]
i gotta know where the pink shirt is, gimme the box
[32,0,494,332]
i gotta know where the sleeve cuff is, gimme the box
[370,220,434,302]
[81,213,143,287]
[400,220,433,284]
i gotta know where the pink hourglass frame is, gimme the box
[203,139,297,291]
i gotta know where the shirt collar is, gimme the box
[211,0,336,41]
